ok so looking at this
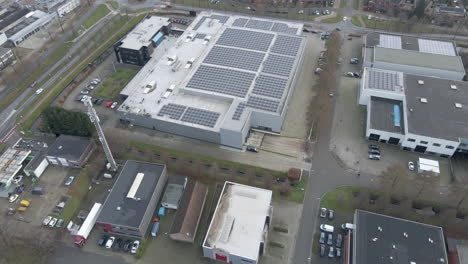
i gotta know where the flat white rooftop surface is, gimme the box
[204,182,272,260]
[0,147,30,184]
[120,16,170,50]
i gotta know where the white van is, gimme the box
[341,223,355,231]
[320,224,334,233]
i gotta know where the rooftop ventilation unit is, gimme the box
[450,84,458,90]
[420,98,428,103]
[127,173,144,199]
[418,80,424,85]
[455,103,462,109]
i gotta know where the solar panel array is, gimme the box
[418,39,456,56]
[232,18,248,27]
[245,19,273,31]
[203,46,265,71]
[181,107,220,127]
[367,70,401,91]
[252,75,288,99]
[216,28,274,52]
[247,96,280,112]
[271,23,298,34]
[262,54,295,77]
[379,34,402,49]
[271,35,302,57]
[195,33,207,39]
[232,103,246,120]
[157,103,187,120]
[186,65,255,97]
[210,14,229,23]
[193,15,230,31]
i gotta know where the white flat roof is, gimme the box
[120,16,170,50]
[0,147,31,184]
[418,157,440,174]
[119,11,305,132]
[203,182,272,260]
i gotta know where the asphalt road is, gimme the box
[48,245,129,264]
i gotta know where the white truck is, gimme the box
[74,203,102,247]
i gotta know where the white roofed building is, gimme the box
[202,182,272,264]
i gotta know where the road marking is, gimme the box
[0,124,18,143]
[0,109,16,127]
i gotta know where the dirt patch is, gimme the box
[261,135,305,158]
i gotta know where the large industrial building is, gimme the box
[114,16,171,66]
[202,182,272,264]
[363,32,465,80]
[118,12,306,149]
[359,67,468,157]
[46,135,95,168]
[96,161,168,238]
[347,210,448,264]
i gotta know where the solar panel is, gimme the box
[271,35,303,57]
[203,46,265,72]
[262,54,295,77]
[252,75,288,99]
[195,33,206,39]
[379,34,402,49]
[216,28,274,52]
[367,70,401,91]
[271,23,298,35]
[418,39,456,56]
[157,103,187,120]
[247,96,280,112]
[181,107,220,128]
[192,15,229,31]
[232,18,248,27]
[186,65,255,97]
[232,103,246,120]
[245,19,273,31]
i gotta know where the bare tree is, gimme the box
[103,128,130,155]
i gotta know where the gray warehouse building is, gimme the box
[118,12,306,149]
[363,32,466,80]
[96,161,168,238]
[46,135,95,168]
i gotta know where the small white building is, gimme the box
[57,0,81,17]
[0,147,31,189]
[202,182,272,264]
[417,158,440,175]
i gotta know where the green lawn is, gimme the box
[95,67,138,98]
[353,0,359,9]
[321,14,343,23]
[0,144,6,154]
[340,0,347,8]
[273,174,308,203]
[81,4,110,30]
[320,186,365,213]
[60,168,91,223]
[351,16,362,27]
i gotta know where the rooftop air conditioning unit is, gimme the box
[420,98,428,103]
[450,84,457,90]
[455,103,462,108]
[418,80,424,85]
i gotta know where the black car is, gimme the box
[327,234,333,245]
[95,98,104,105]
[335,28,341,31]
[98,235,109,247]
[319,232,325,244]
[113,238,123,251]
[369,144,380,150]
[328,209,334,220]
[320,208,327,218]
[368,149,381,155]
[15,184,25,193]
[320,244,326,257]
[246,145,259,153]
[123,240,132,252]
[336,234,343,248]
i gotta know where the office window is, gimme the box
[433,143,441,147]
[420,141,428,144]
[446,145,455,149]
[407,138,416,142]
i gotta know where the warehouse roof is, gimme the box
[119,16,170,50]
[354,210,448,264]
[203,182,272,261]
[47,135,92,161]
[0,6,30,32]
[6,10,55,41]
[0,147,31,184]
[404,74,468,141]
[374,47,465,73]
[97,160,166,228]
[369,97,405,134]
[119,11,305,133]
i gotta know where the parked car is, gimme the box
[35,88,44,95]
[131,240,140,254]
[319,232,326,244]
[98,235,109,247]
[123,240,132,252]
[32,187,44,195]
[64,176,75,186]
[95,99,104,105]
[15,184,25,193]
[298,9,304,14]
[246,145,259,153]
[106,102,113,108]
[9,194,19,203]
[105,236,115,249]
[12,175,23,184]
[368,154,381,160]
[328,209,334,220]
[56,219,64,228]
[113,238,123,251]
[346,72,354,77]
[353,72,361,78]
[343,16,348,21]
[368,149,381,155]
[320,208,327,218]
[335,27,341,31]
[408,161,415,171]
[336,234,343,247]
[320,244,326,257]
[320,224,334,233]
[48,218,58,227]
[80,90,89,95]
[341,223,355,231]
[328,246,335,258]
[368,144,380,150]
[327,233,333,245]
[336,247,342,257]
[111,102,118,109]
[315,68,323,74]
[350,58,360,64]
[42,216,52,226]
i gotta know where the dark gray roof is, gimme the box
[355,210,448,264]
[404,74,468,141]
[0,7,30,32]
[97,160,166,228]
[46,135,92,161]
[370,97,404,134]
[24,151,47,171]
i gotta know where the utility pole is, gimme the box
[56,11,65,33]
[84,97,118,171]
